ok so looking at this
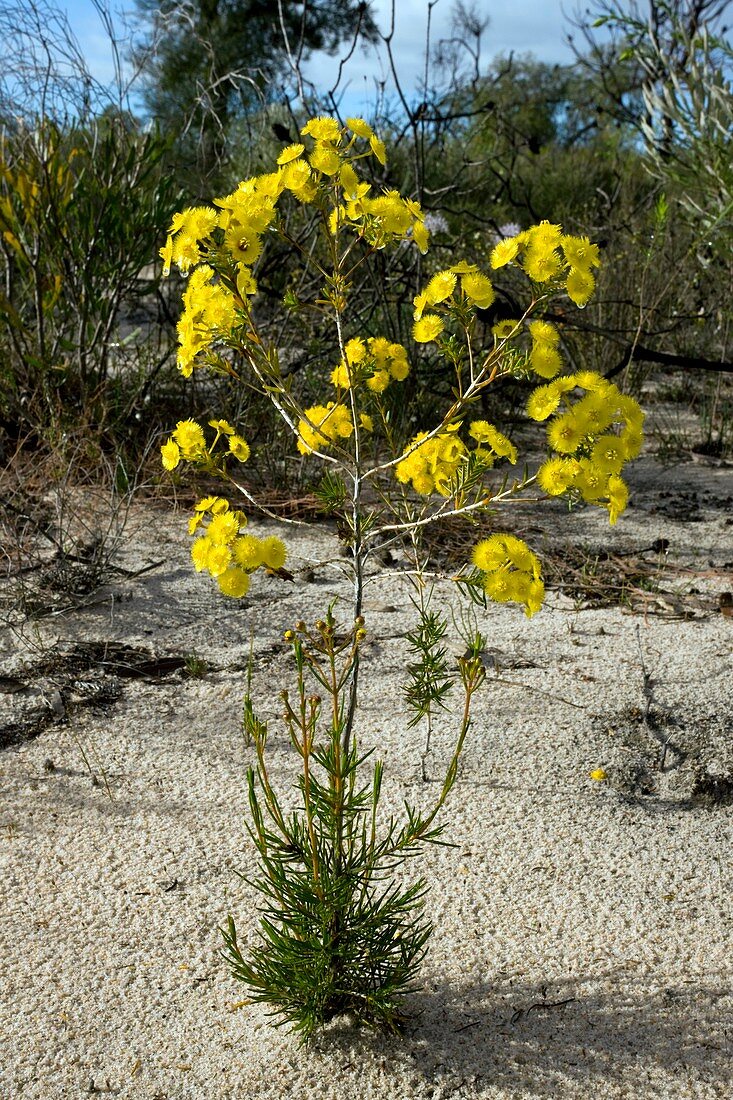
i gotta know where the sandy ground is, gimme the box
[1,456,732,1099]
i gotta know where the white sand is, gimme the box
[1,457,731,1098]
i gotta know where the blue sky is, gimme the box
[60,0,584,112]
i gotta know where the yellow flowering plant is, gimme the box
[159,116,643,1038]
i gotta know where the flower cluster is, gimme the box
[529,371,645,524]
[330,336,410,393]
[297,402,354,455]
[395,425,467,496]
[468,420,518,466]
[160,419,250,472]
[412,262,496,343]
[471,534,545,617]
[160,116,431,378]
[395,418,518,497]
[527,319,563,379]
[159,116,643,615]
[175,266,240,377]
[490,221,601,307]
[189,497,287,598]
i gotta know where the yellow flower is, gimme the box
[217,566,250,598]
[171,233,201,274]
[366,369,390,393]
[388,346,410,381]
[201,544,229,577]
[365,192,411,233]
[207,511,241,545]
[425,270,457,305]
[346,117,373,139]
[526,383,563,422]
[413,315,444,343]
[523,246,563,283]
[483,567,520,604]
[413,292,428,320]
[233,535,263,570]
[591,435,625,476]
[575,459,608,502]
[548,411,586,454]
[573,370,607,391]
[297,403,353,454]
[194,496,221,513]
[345,337,367,364]
[159,235,173,277]
[229,435,251,462]
[529,343,563,379]
[172,419,205,458]
[276,143,304,165]
[461,272,495,309]
[260,536,287,570]
[369,134,387,165]
[490,238,521,269]
[191,537,211,572]
[330,405,354,438]
[492,318,520,340]
[620,424,644,460]
[280,159,316,201]
[395,428,467,495]
[526,221,562,251]
[528,319,559,345]
[468,421,517,463]
[161,439,180,470]
[209,419,235,434]
[574,393,615,436]
[309,142,341,176]
[301,116,342,142]
[331,363,351,388]
[169,205,218,240]
[525,578,546,617]
[590,768,608,781]
[607,474,629,525]
[339,162,360,198]
[236,268,258,297]
[537,456,579,496]
[450,260,477,275]
[472,533,544,616]
[566,267,595,306]
[412,221,429,253]
[615,394,645,428]
[472,536,511,573]
[360,413,374,432]
[561,235,600,270]
[412,472,435,495]
[224,227,262,265]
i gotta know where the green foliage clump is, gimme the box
[0,115,180,445]
[223,609,485,1039]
